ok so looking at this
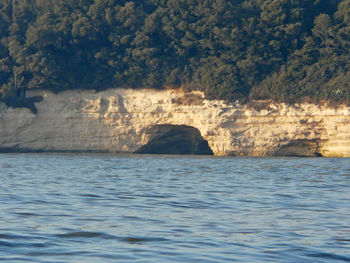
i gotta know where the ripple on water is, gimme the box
[1,154,350,262]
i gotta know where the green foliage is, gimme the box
[0,82,16,101]
[0,0,349,104]
[250,1,350,103]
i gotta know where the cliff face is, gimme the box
[1,88,350,157]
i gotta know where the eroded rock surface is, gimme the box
[135,125,213,155]
[1,88,350,156]
[273,139,323,157]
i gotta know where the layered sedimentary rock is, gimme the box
[1,88,350,157]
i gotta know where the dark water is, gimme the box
[1,154,350,263]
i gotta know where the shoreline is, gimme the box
[1,88,350,157]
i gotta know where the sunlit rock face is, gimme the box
[1,88,350,157]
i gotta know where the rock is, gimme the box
[134,125,213,155]
[273,140,323,157]
[1,88,350,157]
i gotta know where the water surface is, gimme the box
[1,154,350,262]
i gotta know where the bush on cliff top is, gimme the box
[1,0,349,104]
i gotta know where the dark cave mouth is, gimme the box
[134,125,214,155]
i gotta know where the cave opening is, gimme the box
[135,125,214,155]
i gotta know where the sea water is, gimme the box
[1,154,350,262]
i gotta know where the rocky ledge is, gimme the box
[1,88,350,157]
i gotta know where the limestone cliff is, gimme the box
[1,88,350,157]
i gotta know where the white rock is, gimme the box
[0,88,350,157]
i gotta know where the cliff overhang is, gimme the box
[134,125,213,155]
[1,88,350,157]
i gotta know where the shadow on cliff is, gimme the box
[135,125,213,155]
[5,96,43,114]
[273,139,323,157]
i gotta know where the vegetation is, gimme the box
[1,0,349,104]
